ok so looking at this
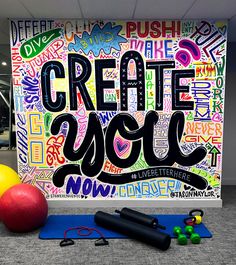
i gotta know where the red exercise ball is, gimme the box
[0,184,48,232]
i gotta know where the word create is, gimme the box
[41,51,194,112]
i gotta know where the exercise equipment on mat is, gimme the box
[183,216,197,226]
[94,211,171,251]
[189,209,204,225]
[185,225,201,244]
[0,184,48,232]
[115,207,166,230]
[60,226,109,247]
[39,214,212,239]
[173,226,187,245]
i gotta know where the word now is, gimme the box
[66,176,115,198]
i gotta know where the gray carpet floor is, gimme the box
[0,186,236,265]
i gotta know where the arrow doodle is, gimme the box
[209,146,221,167]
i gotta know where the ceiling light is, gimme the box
[1,62,7,66]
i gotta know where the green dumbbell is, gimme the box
[173,226,187,245]
[185,226,201,244]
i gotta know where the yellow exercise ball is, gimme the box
[0,164,21,197]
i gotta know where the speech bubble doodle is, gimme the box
[68,22,127,57]
[20,28,61,59]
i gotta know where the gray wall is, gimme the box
[0,150,17,170]
[221,42,236,184]
[0,43,236,185]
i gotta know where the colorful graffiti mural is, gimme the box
[10,20,227,200]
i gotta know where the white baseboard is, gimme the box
[48,199,222,208]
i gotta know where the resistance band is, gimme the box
[60,226,109,247]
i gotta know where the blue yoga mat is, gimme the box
[39,214,212,239]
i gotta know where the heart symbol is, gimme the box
[117,141,128,152]
[112,51,120,58]
[212,113,222,122]
[218,25,226,36]
[175,50,191,67]
[121,43,129,50]
[184,185,191,190]
[114,136,130,157]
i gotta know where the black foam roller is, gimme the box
[115,207,158,228]
[94,211,171,251]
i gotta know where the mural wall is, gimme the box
[10,20,227,200]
